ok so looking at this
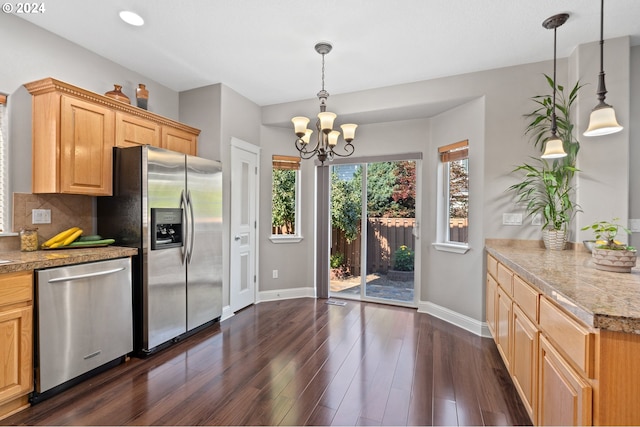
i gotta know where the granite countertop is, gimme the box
[0,246,139,274]
[485,241,640,334]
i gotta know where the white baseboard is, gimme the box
[258,287,316,303]
[220,305,234,322]
[418,300,491,338]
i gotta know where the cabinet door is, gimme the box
[486,273,497,338]
[115,112,160,148]
[161,126,197,155]
[496,285,512,372]
[512,304,538,424]
[538,335,592,426]
[60,95,114,195]
[0,306,33,404]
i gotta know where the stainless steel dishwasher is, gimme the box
[33,257,133,401]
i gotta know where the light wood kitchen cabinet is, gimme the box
[25,77,201,196]
[512,304,538,423]
[495,284,512,372]
[486,273,497,337]
[161,126,197,155]
[0,271,33,420]
[485,250,640,426]
[29,90,114,196]
[115,111,161,148]
[538,335,592,426]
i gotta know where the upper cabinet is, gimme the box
[25,78,201,196]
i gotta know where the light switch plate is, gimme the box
[32,209,51,224]
[503,213,522,226]
[630,219,640,233]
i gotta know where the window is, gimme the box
[0,94,7,233]
[434,140,469,253]
[270,155,302,243]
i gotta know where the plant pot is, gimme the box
[592,248,637,273]
[542,229,567,250]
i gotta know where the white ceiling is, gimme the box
[17,0,640,107]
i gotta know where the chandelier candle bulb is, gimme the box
[302,129,313,144]
[341,124,358,142]
[292,117,310,137]
[328,130,340,146]
[318,112,337,133]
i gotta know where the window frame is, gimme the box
[433,139,470,254]
[269,155,303,244]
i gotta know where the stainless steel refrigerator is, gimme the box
[98,145,222,354]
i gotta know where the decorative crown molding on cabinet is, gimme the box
[24,77,201,135]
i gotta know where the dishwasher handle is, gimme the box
[47,267,126,284]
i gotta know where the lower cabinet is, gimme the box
[512,304,538,423]
[486,252,640,426]
[538,335,592,426]
[0,271,33,420]
[486,254,594,426]
[495,284,512,372]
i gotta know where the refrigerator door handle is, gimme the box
[180,189,188,265]
[186,190,195,264]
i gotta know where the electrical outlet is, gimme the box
[272,269,278,279]
[32,209,51,224]
[502,213,522,226]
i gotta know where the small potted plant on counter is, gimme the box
[581,218,637,273]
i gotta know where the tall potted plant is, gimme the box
[508,76,582,250]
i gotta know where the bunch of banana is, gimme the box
[41,227,83,249]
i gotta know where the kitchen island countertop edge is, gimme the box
[486,241,640,334]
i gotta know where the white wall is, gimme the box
[574,37,631,241]
[1,13,180,204]
[425,98,485,324]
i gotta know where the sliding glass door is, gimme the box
[329,159,418,306]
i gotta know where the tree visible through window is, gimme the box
[271,155,300,235]
[439,140,469,244]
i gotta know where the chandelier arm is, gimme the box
[327,141,355,158]
[294,138,321,157]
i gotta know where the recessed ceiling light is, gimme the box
[119,10,144,26]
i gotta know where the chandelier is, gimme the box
[291,42,358,164]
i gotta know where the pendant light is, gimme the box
[541,13,569,159]
[583,0,623,136]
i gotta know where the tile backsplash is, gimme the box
[8,192,93,250]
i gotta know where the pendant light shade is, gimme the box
[541,136,566,159]
[584,0,623,137]
[584,104,623,137]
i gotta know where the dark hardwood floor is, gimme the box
[6,298,531,426]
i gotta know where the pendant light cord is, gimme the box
[551,25,558,136]
[596,0,608,105]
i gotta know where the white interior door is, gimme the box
[230,138,259,312]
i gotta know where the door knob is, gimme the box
[234,235,241,241]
